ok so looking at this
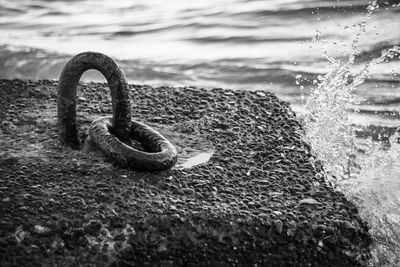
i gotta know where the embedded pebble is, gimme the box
[157,243,168,253]
[33,225,51,235]
[274,220,283,234]
[256,92,266,97]
[299,198,320,205]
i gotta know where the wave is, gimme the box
[229,1,395,18]
[0,6,25,16]
[365,98,400,106]
[356,109,400,119]
[355,42,400,63]
[215,0,400,23]
[185,36,311,44]
[0,44,397,86]
[38,11,68,17]
[0,45,68,80]
[109,22,262,38]
[354,125,399,141]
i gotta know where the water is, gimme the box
[303,44,400,266]
[0,0,400,265]
[0,1,398,104]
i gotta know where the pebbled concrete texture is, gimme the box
[0,79,371,266]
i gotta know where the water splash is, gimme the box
[303,42,400,267]
[302,2,400,265]
[342,132,400,266]
[303,46,400,182]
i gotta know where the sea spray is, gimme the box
[303,46,400,182]
[301,3,400,265]
[302,55,358,182]
[350,133,400,266]
[302,42,400,267]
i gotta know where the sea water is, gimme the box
[0,0,399,266]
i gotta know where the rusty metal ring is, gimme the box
[57,51,131,149]
[89,117,178,171]
[57,52,178,171]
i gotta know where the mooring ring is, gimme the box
[89,117,178,171]
[58,51,178,171]
[57,52,131,149]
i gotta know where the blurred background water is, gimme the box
[0,0,400,265]
[0,0,399,122]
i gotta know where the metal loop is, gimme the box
[57,52,178,171]
[57,51,131,149]
[89,117,178,171]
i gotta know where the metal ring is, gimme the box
[89,117,178,171]
[57,52,131,149]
